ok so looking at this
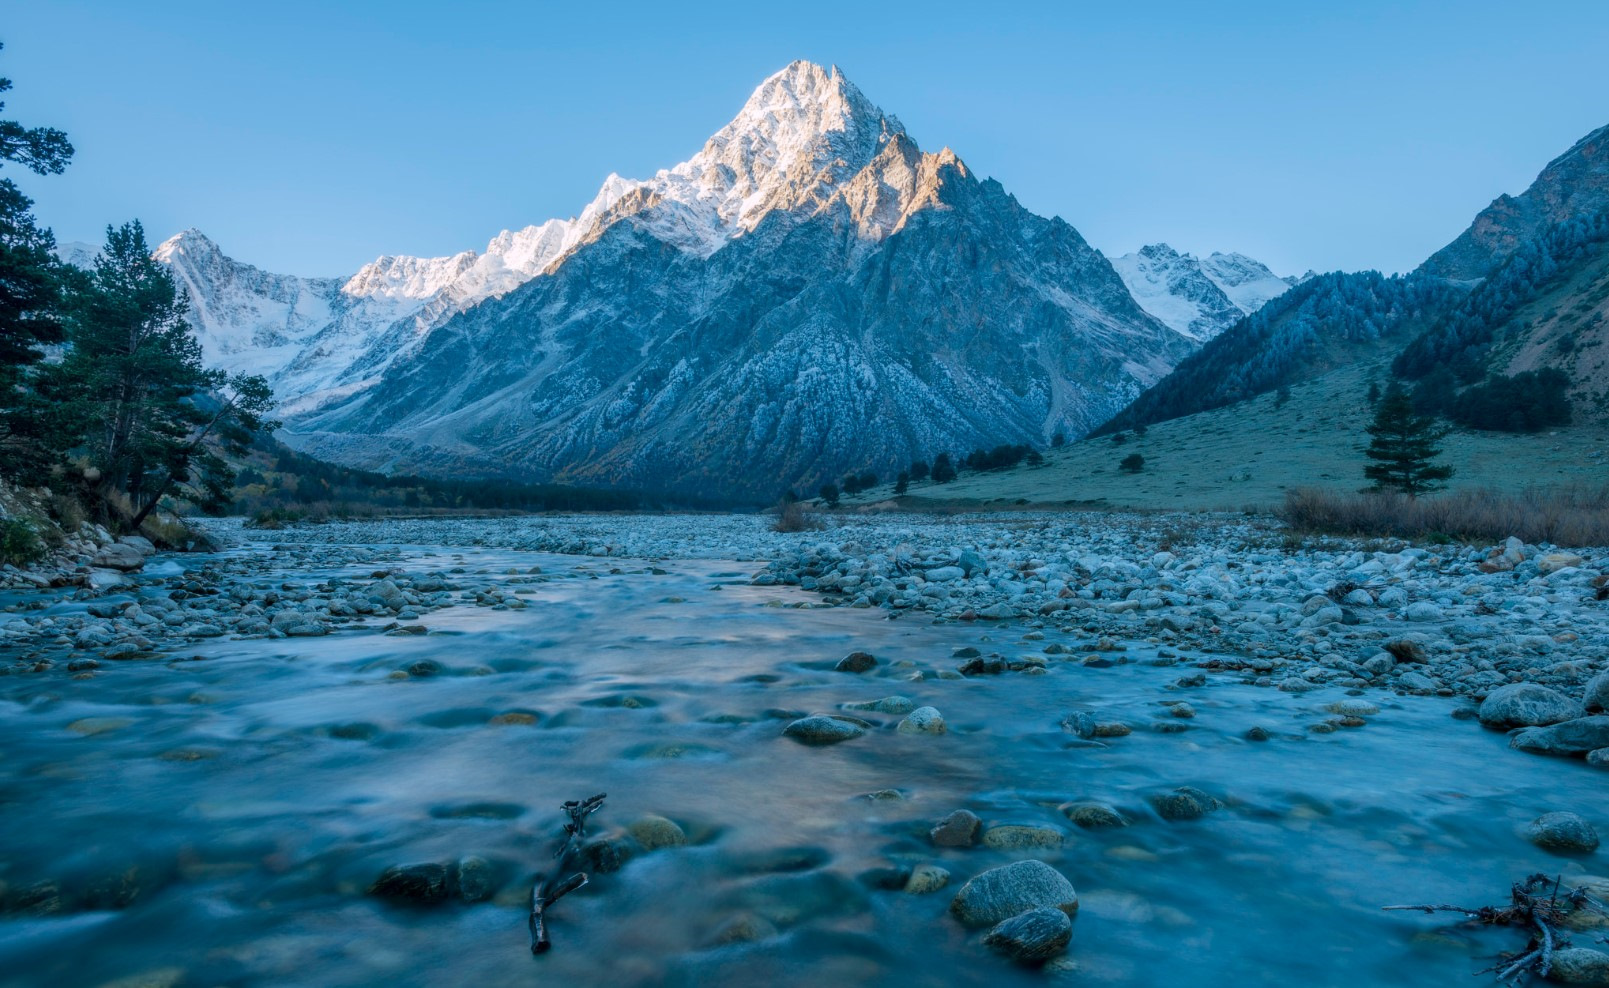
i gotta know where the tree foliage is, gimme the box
[47,221,275,524]
[0,43,75,480]
[1363,385,1453,496]
[930,452,957,483]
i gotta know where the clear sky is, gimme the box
[7,0,1609,278]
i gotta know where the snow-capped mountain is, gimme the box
[1110,244,1295,340]
[129,61,1206,496]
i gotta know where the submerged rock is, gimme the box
[981,825,1065,850]
[835,651,878,673]
[950,860,1078,928]
[1525,812,1600,854]
[1061,802,1127,829]
[368,863,451,903]
[983,907,1073,962]
[1151,787,1221,821]
[904,864,950,895]
[897,706,946,735]
[783,716,865,746]
[628,814,688,851]
[931,809,983,847]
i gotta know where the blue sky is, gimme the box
[8,0,1609,278]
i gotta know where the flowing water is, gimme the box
[0,542,1602,987]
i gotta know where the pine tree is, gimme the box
[0,43,76,479]
[931,453,956,483]
[50,221,274,526]
[818,482,839,507]
[893,470,909,495]
[1363,384,1452,496]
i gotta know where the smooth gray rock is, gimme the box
[1550,947,1609,984]
[980,825,1065,849]
[1588,749,1609,770]
[835,651,878,673]
[90,543,146,571]
[950,860,1078,928]
[931,809,982,847]
[983,907,1073,962]
[897,706,946,735]
[1061,801,1127,829]
[1479,683,1581,730]
[1586,671,1609,715]
[1511,716,1609,757]
[783,716,865,746]
[1524,812,1600,854]
[1151,787,1221,821]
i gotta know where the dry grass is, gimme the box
[771,500,825,533]
[1279,485,1609,547]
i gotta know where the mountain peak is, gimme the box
[155,227,223,259]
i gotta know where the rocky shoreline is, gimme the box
[4,510,1607,763]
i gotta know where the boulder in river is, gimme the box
[628,814,688,850]
[1511,717,1609,757]
[1549,947,1609,984]
[981,825,1065,850]
[835,651,878,673]
[1525,812,1600,854]
[983,907,1073,963]
[897,706,946,735]
[1478,683,1581,730]
[783,716,865,746]
[950,860,1078,928]
[931,809,982,847]
[1150,787,1221,821]
[1061,801,1127,829]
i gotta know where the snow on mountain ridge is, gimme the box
[1112,243,1294,340]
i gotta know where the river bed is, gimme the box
[0,539,1603,987]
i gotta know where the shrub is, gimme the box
[1119,453,1145,473]
[0,518,47,567]
[771,500,823,533]
[1278,486,1609,546]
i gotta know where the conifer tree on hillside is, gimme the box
[0,42,75,480]
[1363,384,1452,497]
[49,221,275,525]
[931,452,956,483]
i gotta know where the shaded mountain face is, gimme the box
[1421,123,1609,281]
[175,59,1191,497]
[1111,244,1294,340]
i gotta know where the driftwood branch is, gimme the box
[529,792,606,955]
[1385,873,1607,985]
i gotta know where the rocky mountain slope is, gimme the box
[1110,244,1296,340]
[1104,117,1609,434]
[268,62,1193,496]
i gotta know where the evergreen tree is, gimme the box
[1119,453,1144,473]
[50,221,274,526]
[858,470,877,490]
[931,453,956,483]
[0,44,75,479]
[908,460,929,482]
[1362,384,1453,496]
[893,470,909,495]
[818,482,839,507]
[1051,431,1066,448]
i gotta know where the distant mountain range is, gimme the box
[60,60,1310,497]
